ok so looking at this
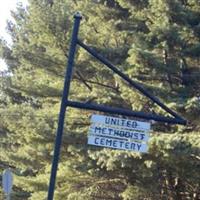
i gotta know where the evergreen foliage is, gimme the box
[0,0,200,199]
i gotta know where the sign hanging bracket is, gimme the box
[47,12,186,200]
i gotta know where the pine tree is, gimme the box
[0,0,200,199]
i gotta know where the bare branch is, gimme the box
[75,70,93,91]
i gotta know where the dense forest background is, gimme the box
[0,0,200,199]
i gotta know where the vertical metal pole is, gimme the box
[6,194,10,200]
[47,13,82,200]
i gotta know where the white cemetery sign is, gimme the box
[88,114,151,153]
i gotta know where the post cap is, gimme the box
[74,12,82,19]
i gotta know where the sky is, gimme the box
[0,0,28,71]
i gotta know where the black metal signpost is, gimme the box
[47,13,186,200]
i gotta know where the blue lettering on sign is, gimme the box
[113,140,117,148]
[94,137,99,144]
[91,126,148,141]
[88,136,147,152]
[94,127,102,134]
[100,138,105,145]
[89,115,149,153]
[104,117,138,128]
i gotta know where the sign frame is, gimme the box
[47,12,186,200]
[88,114,150,153]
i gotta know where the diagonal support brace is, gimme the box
[77,39,186,123]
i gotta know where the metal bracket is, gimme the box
[47,13,186,200]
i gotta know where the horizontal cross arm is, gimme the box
[66,100,186,125]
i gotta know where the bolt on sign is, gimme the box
[88,114,151,153]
